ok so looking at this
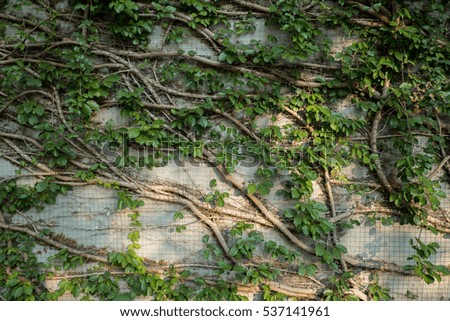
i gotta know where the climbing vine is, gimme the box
[0,0,449,301]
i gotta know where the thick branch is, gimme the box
[93,48,221,100]
[370,79,395,194]
[370,111,394,194]
[231,0,270,13]
[347,1,391,24]
[0,13,53,35]
[140,191,237,264]
[280,105,314,134]
[0,221,108,263]
[93,46,326,88]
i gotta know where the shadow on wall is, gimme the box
[340,222,450,266]
[1,156,210,263]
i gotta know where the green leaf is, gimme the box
[413,215,422,225]
[111,2,124,13]
[335,244,348,254]
[13,286,24,298]
[315,244,326,256]
[117,199,125,210]
[28,115,39,126]
[85,100,100,112]
[297,266,306,276]
[74,3,87,10]
[187,115,196,127]
[197,117,209,128]
[35,105,45,116]
[56,157,68,167]
[26,77,42,88]
[180,270,191,278]
[226,55,234,64]
[173,211,184,220]
[17,114,28,125]
[435,265,450,275]
[218,52,227,62]
[394,51,403,61]
[216,197,225,207]
[103,74,120,88]
[6,279,20,287]
[247,183,257,194]
[306,264,317,276]
[128,128,141,139]
[35,181,49,193]
[229,246,239,257]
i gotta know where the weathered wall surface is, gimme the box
[1,0,449,301]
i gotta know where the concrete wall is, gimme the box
[1,0,449,300]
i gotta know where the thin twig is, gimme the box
[324,169,348,271]
[280,105,314,134]
[427,155,450,179]
[330,179,381,189]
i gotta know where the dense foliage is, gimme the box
[0,0,449,301]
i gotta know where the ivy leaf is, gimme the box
[6,279,20,287]
[26,77,42,88]
[35,105,45,116]
[435,265,450,275]
[216,197,225,207]
[179,270,191,278]
[197,117,209,128]
[17,114,28,125]
[56,157,68,167]
[176,225,187,233]
[74,3,88,10]
[35,181,49,193]
[218,52,227,62]
[13,287,24,299]
[394,51,403,61]
[297,266,306,276]
[247,183,257,194]
[187,115,196,127]
[413,215,422,225]
[115,156,126,167]
[306,264,318,276]
[229,246,239,257]
[103,74,120,88]
[128,128,141,139]
[28,115,39,126]
[173,211,184,220]
[291,188,300,199]
[315,243,326,256]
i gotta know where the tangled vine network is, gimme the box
[0,0,449,301]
